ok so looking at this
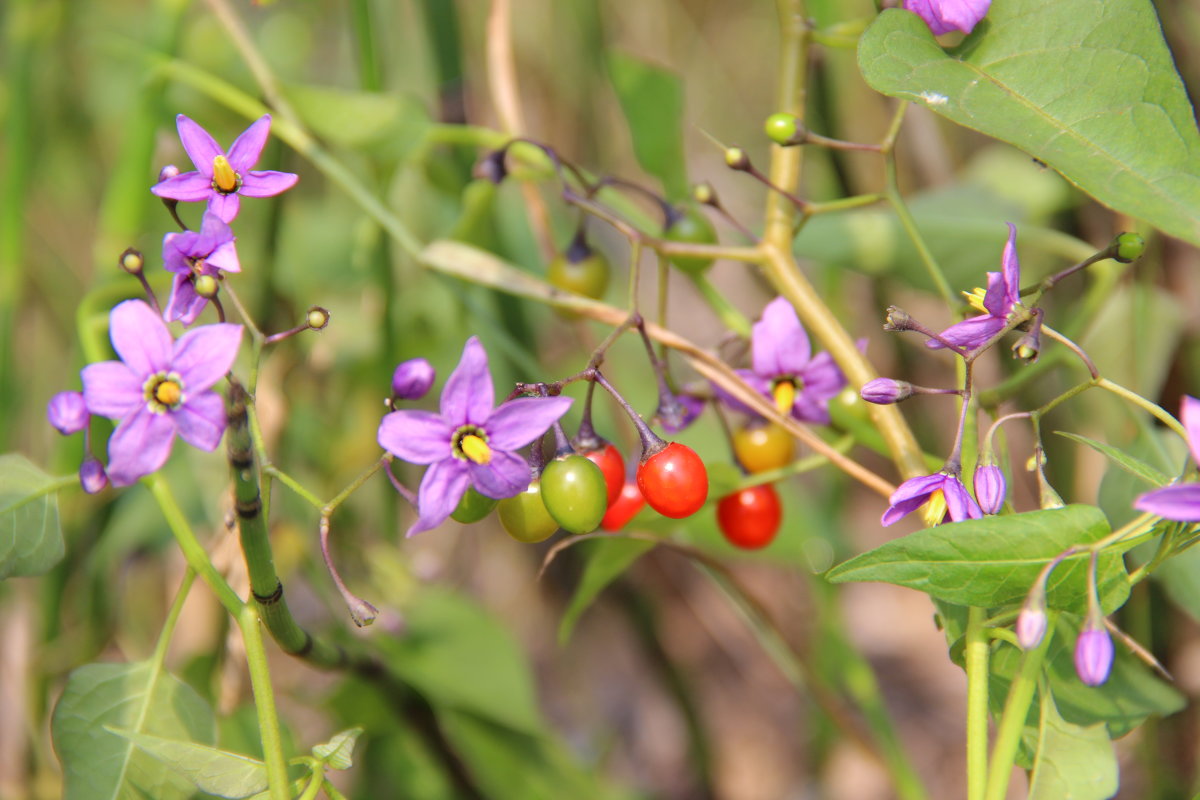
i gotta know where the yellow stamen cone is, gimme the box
[922,489,947,527]
[155,381,181,407]
[460,434,492,465]
[772,380,796,415]
[212,155,238,192]
[963,287,988,314]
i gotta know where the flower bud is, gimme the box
[79,457,108,494]
[391,358,436,401]
[1011,327,1041,362]
[119,247,144,275]
[1113,232,1145,263]
[724,147,750,171]
[158,164,180,183]
[973,463,1006,514]
[1015,604,1047,650]
[1074,622,1114,687]
[860,378,913,405]
[692,182,716,206]
[473,150,508,184]
[47,391,89,435]
[194,274,219,299]
[883,306,915,331]
[306,306,330,331]
[764,112,805,146]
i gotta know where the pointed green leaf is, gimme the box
[0,453,64,578]
[283,83,431,159]
[1028,691,1118,800]
[859,4,1200,246]
[825,505,1129,614]
[106,728,268,799]
[311,726,363,770]
[608,52,688,199]
[558,538,656,645]
[52,661,216,800]
[1055,431,1170,488]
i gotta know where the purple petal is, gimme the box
[979,270,1011,319]
[441,337,494,426]
[881,473,944,526]
[800,351,847,401]
[408,458,470,536]
[172,323,243,392]
[661,393,705,434]
[713,369,769,416]
[206,240,240,274]
[239,170,299,198]
[105,407,176,486]
[151,172,214,202]
[110,300,172,376]
[198,210,234,245]
[175,115,222,176]
[81,361,143,418]
[926,314,1006,350]
[1181,396,1200,465]
[378,409,454,464]
[942,475,983,522]
[903,0,990,35]
[1134,485,1200,522]
[467,449,531,499]
[162,233,190,274]
[226,116,271,172]
[164,275,207,325]
[791,392,831,425]
[174,391,226,451]
[485,396,573,451]
[48,391,89,435]
[1000,222,1020,306]
[752,297,812,379]
[207,193,241,223]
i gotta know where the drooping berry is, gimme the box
[540,455,609,534]
[637,442,708,519]
[717,484,782,550]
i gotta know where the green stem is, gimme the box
[965,605,990,800]
[1096,378,1186,440]
[984,622,1054,800]
[238,604,291,800]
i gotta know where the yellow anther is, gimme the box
[212,155,238,193]
[772,380,796,415]
[922,489,948,527]
[963,287,988,314]
[154,380,182,407]
[460,434,492,465]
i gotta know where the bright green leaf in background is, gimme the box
[859,2,1200,246]
[558,538,657,645]
[608,52,689,200]
[0,453,64,579]
[311,726,364,770]
[106,728,269,799]
[826,505,1129,614]
[52,661,217,800]
[1027,691,1118,800]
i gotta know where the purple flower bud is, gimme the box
[79,457,108,494]
[1015,605,1047,650]
[861,378,913,405]
[973,463,1006,515]
[902,0,991,36]
[391,358,436,401]
[158,164,180,183]
[47,391,89,435]
[1074,624,1114,687]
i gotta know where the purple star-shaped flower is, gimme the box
[882,471,983,527]
[81,300,243,486]
[151,114,298,223]
[1134,396,1200,521]
[716,296,849,424]
[162,210,241,324]
[378,337,573,536]
[928,223,1022,351]
[903,0,991,35]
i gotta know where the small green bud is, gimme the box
[692,181,716,206]
[764,112,804,146]
[119,247,144,275]
[194,274,219,298]
[307,306,330,330]
[1113,232,1145,263]
[724,147,750,171]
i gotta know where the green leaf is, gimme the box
[52,660,216,800]
[312,727,363,770]
[0,453,64,578]
[1055,431,1170,487]
[607,52,688,199]
[858,4,1200,246]
[377,588,543,734]
[825,505,1129,614]
[1027,691,1118,800]
[105,728,268,799]
[283,83,431,159]
[558,538,656,645]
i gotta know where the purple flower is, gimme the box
[861,378,913,405]
[903,0,990,36]
[973,463,1006,515]
[391,358,436,401]
[716,297,849,424]
[882,471,983,527]
[1134,396,1200,521]
[151,115,298,223]
[79,457,109,495]
[81,300,243,486]
[377,337,573,536]
[48,391,89,435]
[660,391,706,434]
[1074,623,1114,687]
[928,223,1021,351]
[162,210,240,324]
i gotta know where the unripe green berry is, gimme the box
[724,147,750,170]
[692,182,716,206]
[764,112,803,146]
[1114,232,1145,263]
[119,247,144,275]
[307,306,330,330]
[194,274,219,298]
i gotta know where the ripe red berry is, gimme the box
[600,481,646,531]
[717,484,782,550]
[637,442,708,519]
[582,442,625,507]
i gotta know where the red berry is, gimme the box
[601,481,646,531]
[717,484,782,550]
[637,442,708,519]
[582,442,625,507]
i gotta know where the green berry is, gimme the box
[498,481,560,543]
[764,112,801,146]
[1114,232,1145,263]
[450,487,499,524]
[540,455,608,534]
[664,206,718,275]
